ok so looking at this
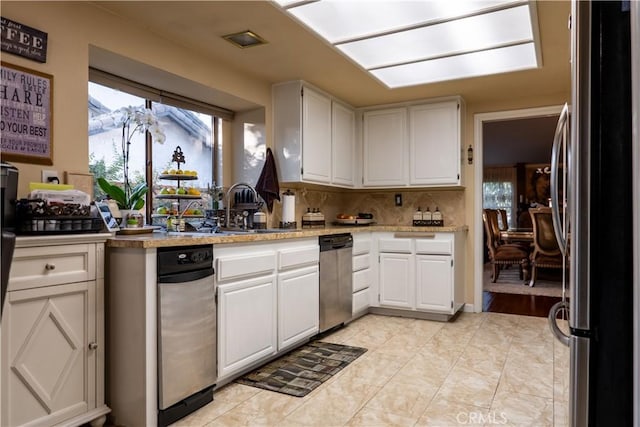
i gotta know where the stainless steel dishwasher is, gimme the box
[319,233,353,332]
[157,245,216,427]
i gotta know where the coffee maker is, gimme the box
[1,162,19,232]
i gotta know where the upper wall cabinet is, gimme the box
[362,108,407,187]
[363,97,464,188]
[331,101,356,186]
[273,81,355,187]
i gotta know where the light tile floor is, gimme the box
[172,312,570,427]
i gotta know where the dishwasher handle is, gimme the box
[159,268,214,284]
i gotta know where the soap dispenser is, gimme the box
[412,207,423,226]
[423,207,432,226]
[432,207,443,227]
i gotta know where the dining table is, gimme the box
[500,228,534,244]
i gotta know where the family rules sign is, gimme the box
[0,62,53,165]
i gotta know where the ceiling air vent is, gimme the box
[223,30,268,49]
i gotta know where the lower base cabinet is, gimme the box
[377,232,465,316]
[2,235,110,427]
[217,275,278,380]
[379,253,413,309]
[215,238,319,384]
[278,265,319,351]
[415,254,454,312]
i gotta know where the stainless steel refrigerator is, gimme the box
[548,1,639,426]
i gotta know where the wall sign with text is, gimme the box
[1,17,48,63]
[1,62,53,165]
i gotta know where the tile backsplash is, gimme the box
[265,185,465,228]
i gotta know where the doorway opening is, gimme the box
[474,105,564,316]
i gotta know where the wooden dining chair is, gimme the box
[528,207,565,287]
[483,209,529,282]
[497,209,509,231]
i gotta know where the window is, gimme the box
[483,166,517,228]
[88,72,229,224]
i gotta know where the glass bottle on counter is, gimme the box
[423,207,432,225]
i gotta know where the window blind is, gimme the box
[89,68,235,121]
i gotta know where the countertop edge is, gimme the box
[106,225,469,248]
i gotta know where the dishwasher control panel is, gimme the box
[157,245,213,277]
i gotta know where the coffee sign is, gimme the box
[1,17,48,63]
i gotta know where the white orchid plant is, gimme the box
[97,106,166,210]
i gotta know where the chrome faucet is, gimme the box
[178,200,201,220]
[167,200,202,232]
[225,182,258,229]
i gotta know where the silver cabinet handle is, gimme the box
[45,263,56,270]
[88,342,98,350]
[548,301,570,347]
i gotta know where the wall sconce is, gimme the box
[467,145,473,165]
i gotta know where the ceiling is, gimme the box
[91,0,571,109]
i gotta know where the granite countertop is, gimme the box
[106,225,468,248]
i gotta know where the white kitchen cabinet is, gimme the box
[351,233,373,316]
[378,235,413,309]
[415,254,453,312]
[409,101,461,186]
[331,100,356,186]
[2,235,111,427]
[278,265,319,351]
[302,86,332,183]
[379,253,413,309]
[362,108,407,187]
[277,242,319,351]
[273,81,355,187]
[217,274,278,379]
[215,238,319,382]
[363,97,464,188]
[375,232,465,316]
[215,244,277,381]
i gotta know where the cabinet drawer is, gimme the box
[9,244,95,291]
[415,239,452,255]
[352,288,370,315]
[353,269,370,293]
[352,253,370,272]
[216,251,276,282]
[352,239,371,256]
[378,238,412,253]
[278,245,319,271]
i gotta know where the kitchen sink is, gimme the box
[161,228,302,237]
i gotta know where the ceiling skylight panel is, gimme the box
[337,5,534,69]
[279,0,525,44]
[371,42,538,88]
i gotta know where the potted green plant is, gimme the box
[96,106,165,219]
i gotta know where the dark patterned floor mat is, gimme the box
[235,341,367,397]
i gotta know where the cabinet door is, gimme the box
[379,253,413,309]
[331,101,355,186]
[363,108,407,186]
[302,86,332,183]
[217,275,277,379]
[2,281,95,427]
[415,254,453,313]
[409,101,460,186]
[278,265,319,351]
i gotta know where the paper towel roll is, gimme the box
[282,191,295,223]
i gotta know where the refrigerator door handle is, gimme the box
[548,301,570,346]
[551,103,569,256]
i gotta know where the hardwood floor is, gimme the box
[483,291,563,317]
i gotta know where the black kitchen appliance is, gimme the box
[1,162,18,232]
[547,2,638,425]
